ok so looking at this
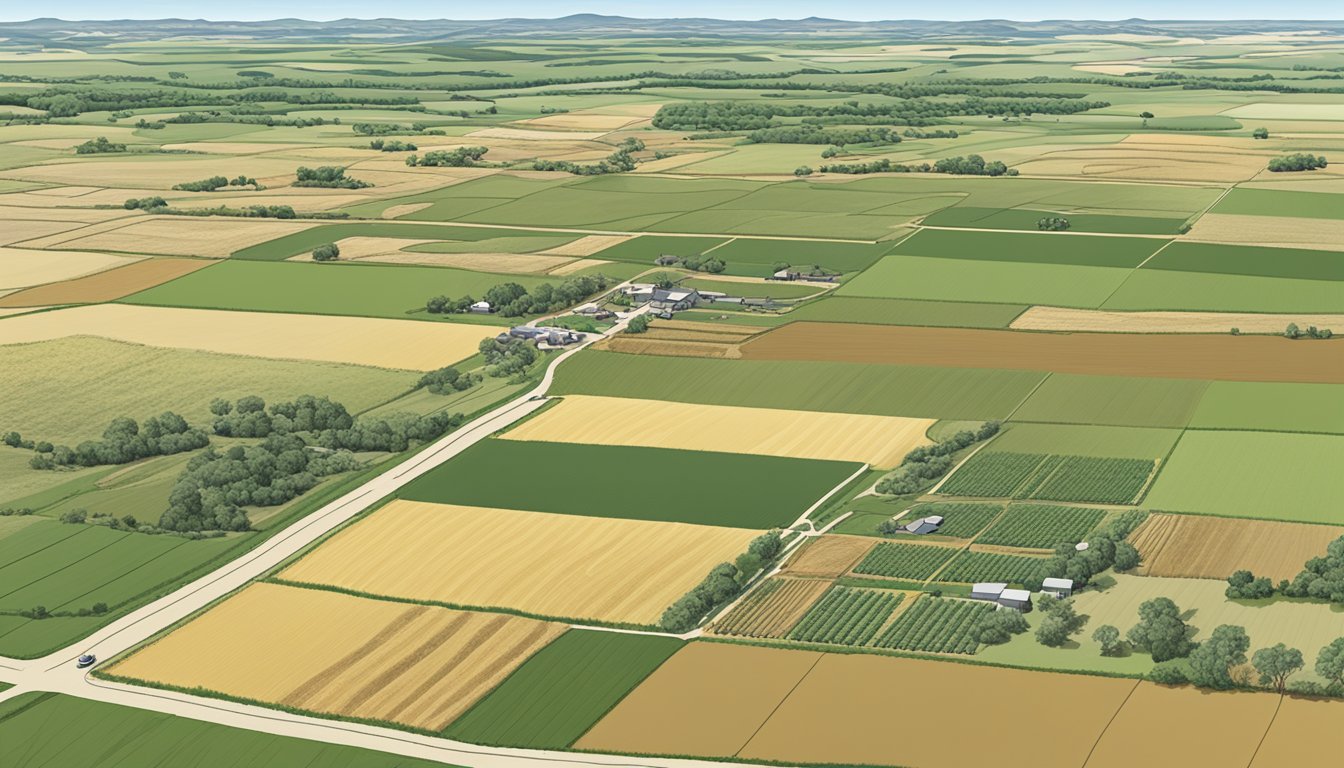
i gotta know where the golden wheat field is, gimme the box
[783,536,878,578]
[109,583,564,730]
[502,395,931,467]
[0,156,308,189]
[1010,305,1344,334]
[0,247,139,290]
[1129,513,1344,581]
[0,304,492,370]
[278,500,759,625]
[48,216,317,257]
[710,577,830,638]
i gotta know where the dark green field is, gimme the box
[0,692,453,767]
[920,206,1188,234]
[1144,241,1344,281]
[445,630,682,748]
[1211,188,1344,220]
[399,438,859,528]
[230,222,570,260]
[892,228,1166,268]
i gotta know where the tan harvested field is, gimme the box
[518,113,646,131]
[1084,684,1280,768]
[46,217,317,257]
[0,257,211,307]
[710,578,830,638]
[598,336,742,358]
[784,535,878,577]
[1129,513,1344,581]
[740,322,1344,384]
[641,326,760,344]
[1014,149,1266,182]
[575,643,826,757]
[1074,574,1344,679]
[547,257,610,275]
[1011,305,1344,334]
[0,247,139,290]
[279,500,758,625]
[357,250,574,273]
[0,218,86,246]
[646,319,761,339]
[581,643,1138,767]
[109,583,563,731]
[1184,212,1344,251]
[538,233,631,256]
[0,157,306,189]
[502,395,930,466]
[468,127,606,142]
[324,236,436,260]
[0,304,492,370]
[1250,696,1344,768]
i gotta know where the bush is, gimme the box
[626,315,651,334]
[312,242,340,262]
[1149,661,1189,685]
[1093,624,1125,656]
[975,608,1029,645]
[74,136,126,154]
[59,509,87,524]
[293,165,371,189]
[1226,570,1276,600]
[416,366,479,394]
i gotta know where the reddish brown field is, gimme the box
[738,323,1344,384]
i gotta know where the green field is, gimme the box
[890,228,1165,268]
[124,259,557,322]
[1102,269,1344,313]
[683,277,821,299]
[399,438,859,528]
[907,502,1003,539]
[852,541,958,580]
[230,222,578,260]
[940,452,1155,504]
[936,550,1045,585]
[1144,430,1344,523]
[782,296,1027,328]
[445,630,682,748]
[837,253,1135,307]
[587,235,728,263]
[1211,188,1344,220]
[551,351,1045,420]
[987,423,1180,459]
[0,692,452,767]
[1145,242,1344,282]
[873,596,993,654]
[787,586,903,647]
[974,504,1105,549]
[1188,381,1344,434]
[920,206,1188,234]
[1008,373,1208,429]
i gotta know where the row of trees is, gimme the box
[876,421,1001,495]
[816,154,1017,177]
[74,136,126,154]
[416,365,480,394]
[1023,511,1146,592]
[16,413,209,471]
[293,166,372,189]
[1284,323,1333,339]
[1268,153,1328,172]
[534,148,636,176]
[425,275,610,319]
[1226,535,1344,604]
[370,139,417,152]
[660,532,783,632]
[477,336,540,380]
[746,125,902,145]
[1037,216,1071,231]
[405,146,489,167]
[172,175,261,192]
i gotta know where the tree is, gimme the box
[793,165,813,176]
[1113,541,1141,572]
[1285,323,1301,339]
[1127,597,1194,662]
[1315,638,1344,692]
[1226,570,1275,599]
[1140,111,1154,119]
[1037,216,1070,231]
[626,315,651,334]
[1253,644,1304,693]
[1187,624,1250,689]
[1036,599,1087,647]
[1093,624,1124,656]
[975,609,1029,645]
[312,242,340,262]
[1252,127,1269,139]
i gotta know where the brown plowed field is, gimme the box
[784,535,877,577]
[0,257,211,307]
[739,322,1344,384]
[1250,696,1344,768]
[1129,513,1344,581]
[109,582,564,730]
[710,577,829,638]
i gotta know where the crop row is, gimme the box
[713,579,820,638]
[974,504,1105,549]
[852,542,958,580]
[939,452,1046,498]
[874,597,993,654]
[935,550,1046,585]
[939,452,1155,505]
[908,502,1002,539]
[787,586,903,647]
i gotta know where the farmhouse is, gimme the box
[1041,577,1074,598]
[508,326,585,346]
[904,515,943,535]
[651,288,701,311]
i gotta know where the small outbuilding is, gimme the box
[769,268,801,281]
[654,255,680,266]
[904,515,943,535]
[1041,577,1074,598]
[469,300,494,314]
[998,588,1033,611]
[970,582,1007,602]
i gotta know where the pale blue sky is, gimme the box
[4,1,1343,22]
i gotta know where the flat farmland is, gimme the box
[711,577,830,639]
[1251,696,1344,768]
[835,252,1135,307]
[1143,431,1344,523]
[784,535,876,578]
[0,247,138,290]
[552,350,1046,420]
[124,259,553,322]
[109,583,565,731]
[0,336,414,445]
[397,439,859,528]
[0,257,212,307]
[988,423,1180,459]
[278,500,758,626]
[783,296,1027,328]
[1189,381,1344,434]
[738,323,1344,384]
[1008,373,1208,428]
[1145,242,1344,282]
[1011,305,1344,334]
[888,228,1164,268]
[445,630,682,749]
[1084,683,1282,768]
[581,643,1138,768]
[1073,574,1344,680]
[500,395,935,467]
[0,304,491,370]
[1129,513,1344,581]
[1211,188,1344,220]
[1184,213,1344,252]
[47,217,317,257]
[1102,269,1344,313]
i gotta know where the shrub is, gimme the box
[312,242,340,262]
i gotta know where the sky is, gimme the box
[4,1,1344,22]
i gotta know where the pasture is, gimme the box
[278,500,758,626]
[397,439,859,528]
[500,395,935,467]
[109,582,566,731]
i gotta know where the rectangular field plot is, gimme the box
[1009,374,1208,429]
[783,536,876,578]
[1102,269,1344,314]
[552,350,1046,420]
[975,504,1106,549]
[398,439,859,528]
[1189,381,1344,434]
[939,452,1156,505]
[936,550,1046,585]
[1143,431,1344,524]
[889,228,1165,268]
[783,296,1027,329]
[699,237,894,275]
[786,587,903,647]
[921,205,1187,234]
[108,582,565,731]
[500,395,934,467]
[873,596,994,654]
[852,541,959,580]
[836,253,1134,308]
[444,630,682,749]
[909,502,1003,539]
[1144,242,1344,282]
[711,578,830,639]
[1129,513,1344,581]
[586,235,728,264]
[1212,188,1344,221]
[278,500,757,626]
[988,423,1180,459]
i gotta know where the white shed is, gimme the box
[1041,577,1074,598]
[970,582,1007,602]
[998,588,1033,611]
